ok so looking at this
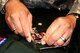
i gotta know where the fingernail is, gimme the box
[27,37,31,42]
[41,40,46,45]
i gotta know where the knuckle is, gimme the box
[20,11,25,14]
[11,14,15,18]
[11,14,17,19]
[5,17,11,24]
[6,17,10,21]
[65,23,71,28]
[20,11,29,16]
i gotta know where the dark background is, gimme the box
[0,8,69,33]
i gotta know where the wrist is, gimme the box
[5,0,20,9]
[5,0,20,7]
[66,14,77,28]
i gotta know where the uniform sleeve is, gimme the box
[68,0,80,14]
[0,0,8,11]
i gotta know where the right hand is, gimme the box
[5,0,33,42]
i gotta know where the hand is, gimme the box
[5,0,33,42]
[41,15,76,47]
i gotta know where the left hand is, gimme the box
[41,15,76,47]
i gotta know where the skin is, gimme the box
[5,0,33,42]
[5,0,77,47]
[41,15,77,47]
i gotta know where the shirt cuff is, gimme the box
[68,0,80,15]
[0,0,8,11]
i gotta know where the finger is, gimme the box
[19,12,32,42]
[46,20,60,38]
[41,20,60,45]
[62,29,73,46]
[5,16,18,34]
[63,38,71,46]
[54,29,72,47]
[46,24,69,46]
[63,29,73,46]
[11,13,24,36]
[5,13,18,34]
[28,13,33,40]
[27,13,33,33]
